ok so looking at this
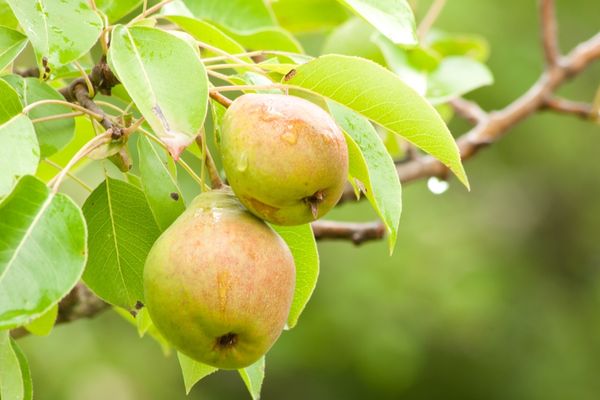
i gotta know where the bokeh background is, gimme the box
[17,0,600,399]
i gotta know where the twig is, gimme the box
[43,159,93,192]
[210,91,233,108]
[450,98,489,125]
[540,0,560,67]
[311,221,386,245]
[129,0,174,25]
[31,111,84,124]
[417,0,447,40]
[543,97,599,120]
[195,135,224,189]
[22,99,103,120]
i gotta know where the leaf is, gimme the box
[10,338,32,400]
[238,356,265,400]
[6,0,103,67]
[426,56,493,104]
[182,0,275,33]
[272,0,348,33]
[0,175,86,329]
[283,55,469,188]
[137,135,185,231]
[270,224,319,329]
[330,102,402,252]
[0,26,27,70]
[321,17,384,64]
[177,352,218,394]
[3,74,75,157]
[226,27,303,53]
[0,78,21,124]
[0,1,19,28]
[82,178,160,309]
[0,116,39,198]
[24,303,58,336]
[0,331,32,400]
[114,306,171,355]
[95,0,142,23]
[427,30,490,62]
[166,15,253,67]
[337,0,417,46]
[135,307,152,337]
[108,25,209,158]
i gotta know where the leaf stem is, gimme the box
[210,84,287,93]
[129,0,174,25]
[195,134,223,189]
[30,111,83,124]
[23,99,103,120]
[201,50,308,63]
[43,159,93,192]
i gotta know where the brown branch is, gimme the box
[450,98,488,125]
[312,220,386,245]
[210,91,233,108]
[540,0,560,67]
[11,283,109,339]
[543,97,599,120]
[195,134,224,189]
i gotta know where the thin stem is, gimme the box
[74,61,95,97]
[195,135,223,189]
[49,131,112,193]
[417,0,447,40]
[210,91,233,108]
[122,117,145,135]
[43,159,93,192]
[137,127,206,188]
[192,39,265,74]
[94,100,126,115]
[207,69,236,83]
[31,111,83,124]
[540,0,560,67]
[202,50,307,63]
[211,84,287,93]
[129,0,174,25]
[23,99,103,120]
[592,85,600,115]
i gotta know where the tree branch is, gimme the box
[543,97,599,120]
[312,220,386,245]
[540,0,560,67]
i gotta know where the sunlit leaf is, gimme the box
[6,0,102,67]
[96,0,142,23]
[272,0,349,33]
[270,224,319,329]
[137,135,186,231]
[0,26,27,70]
[426,56,493,104]
[239,356,265,400]
[108,25,209,158]
[337,0,417,46]
[284,55,469,188]
[330,102,402,252]
[182,0,275,33]
[3,74,75,157]
[0,331,32,400]
[24,303,58,336]
[0,175,86,329]
[177,352,218,394]
[82,178,160,309]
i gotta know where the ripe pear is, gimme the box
[221,94,348,226]
[143,189,296,369]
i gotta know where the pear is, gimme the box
[143,189,296,369]
[221,94,348,226]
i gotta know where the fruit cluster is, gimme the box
[144,94,349,369]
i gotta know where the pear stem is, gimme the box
[195,135,224,189]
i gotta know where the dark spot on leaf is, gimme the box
[135,301,144,310]
[170,192,179,201]
[284,69,297,81]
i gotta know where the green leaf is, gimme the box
[82,178,160,309]
[337,0,417,46]
[135,307,152,337]
[272,0,349,33]
[96,0,142,23]
[427,30,490,62]
[321,17,384,64]
[0,78,21,124]
[137,135,185,231]
[166,15,252,65]
[0,0,19,29]
[0,115,39,198]
[177,352,218,394]
[3,74,75,157]
[6,0,102,67]
[0,175,86,329]
[108,25,209,158]
[182,0,275,33]
[226,27,303,53]
[426,56,493,104]
[114,306,171,355]
[238,356,265,400]
[0,26,27,70]
[284,55,469,188]
[330,103,402,252]
[270,224,319,329]
[10,338,32,400]
[24,303,58,336]
[0,331,32,400]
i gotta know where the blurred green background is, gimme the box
[18,0,600,399]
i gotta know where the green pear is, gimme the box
[221,94,348,226]
[143,189,296,369]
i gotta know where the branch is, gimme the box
[543,97,599,120]
[10,284,109,339]
[312,220,386,245]
[540,0,560,67]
